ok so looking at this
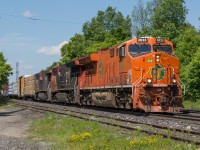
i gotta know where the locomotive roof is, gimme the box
[66,60,76,67]
[75,53,98,65]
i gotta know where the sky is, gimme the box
[0,0,199,83]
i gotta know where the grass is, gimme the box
[28,113,196,150]
[0,98,15,109]
[183,100,200,110]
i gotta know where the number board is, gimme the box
[137,38,148,43]
[156,38,165,43]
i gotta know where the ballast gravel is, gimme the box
[0,107,48,150]
[0,135,42,150]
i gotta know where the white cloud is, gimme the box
[37,41,68,56]
[23,10,33,17]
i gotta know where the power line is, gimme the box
[0,13,83,24]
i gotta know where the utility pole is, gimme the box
[16,62,19,83]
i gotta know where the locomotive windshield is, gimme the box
[128,44,151,58]
[153,45,172,54]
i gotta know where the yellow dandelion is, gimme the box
[83,132,92,137]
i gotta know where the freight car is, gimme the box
[18,37,184,113]
[18,75,35,100]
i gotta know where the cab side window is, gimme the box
[119,46,126,57]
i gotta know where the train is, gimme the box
[12,37,184,113]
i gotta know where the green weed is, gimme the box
[28,113,196,150]
[183,100,200,110]
[0,99,15,109]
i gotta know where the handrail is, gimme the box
[73,77,77,94]
[133,67,152,94]
[133,67,152,86]
[177,77,186,95]
[170,67,185,95]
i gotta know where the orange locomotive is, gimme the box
[17,37,183,113]
[75,37,183,112]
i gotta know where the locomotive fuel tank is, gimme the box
[37,93,48,101]
[92,92,117,107]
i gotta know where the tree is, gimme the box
[174,26,200,67]
[83,7,131,42]
[60,34,88,63]
[132,0,188,40]
[83,6,132,43]
[132,0,151,36]
[150,0,188,40]
[173,26,200,101]
[61,6,132,63]
[131,0,164,37]
[0,52,12,89]
[183,49,200,101]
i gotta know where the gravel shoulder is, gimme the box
[0,107,48,150]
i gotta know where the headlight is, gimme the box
[172,79,176,84]
[156,55,160,58]
[156,58,160,62]
[147,78,152,84]
[155,55,160,62]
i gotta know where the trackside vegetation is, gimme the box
[183,100,200,110]
[0,52,12,90]
[0,99,15,109]
[28,113,196,150]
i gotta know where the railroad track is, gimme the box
[14,100,200,146]
[150,112,200,125]
[181,109,200,114]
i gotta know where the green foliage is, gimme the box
[60,6,132,63]
[151,0,187,40]
[29,113,194,150]
[132,0,188,40]
[173,26,200,101]
[183,100,200,110]
[0,99,15,109]
[85,34,127,54]
[83,6,132,42]
[174,26,200,67]
[60,34,88,63]
[0,52,12,89]
[183,49,200,101]
[151,0,188,40]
